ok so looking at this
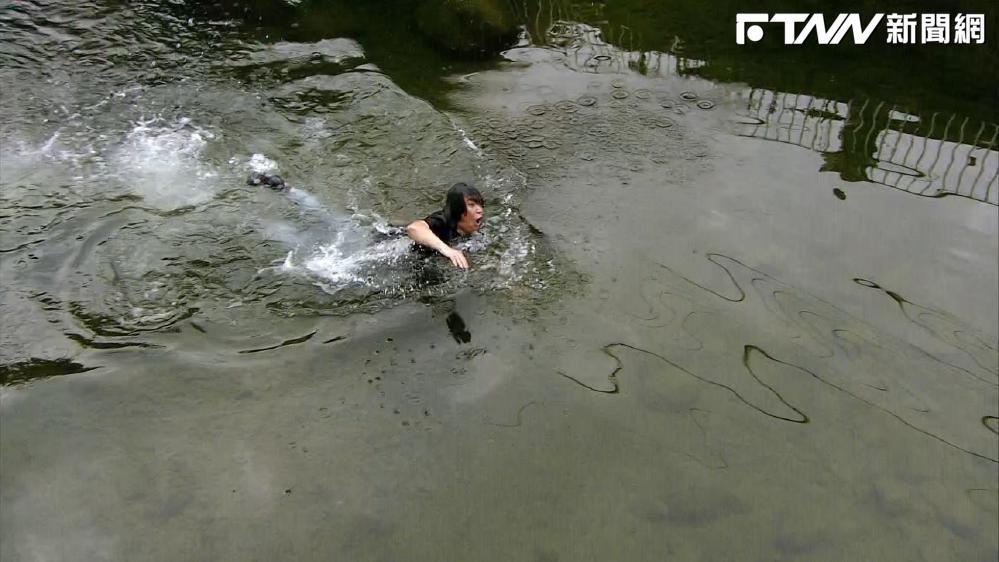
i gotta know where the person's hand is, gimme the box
[440,246,469,269]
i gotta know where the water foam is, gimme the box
[301,236,413,287]
[454,125,483,157]
[266,223,416,300]
[239,160,415,293]
[115,117,219,209]
[248,153,278,174]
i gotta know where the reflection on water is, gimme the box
[511,11,999,206]
[526,19,708,77]
[741,89,999,204]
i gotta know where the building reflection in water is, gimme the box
[523,11,998,206]
[740,89,999,205]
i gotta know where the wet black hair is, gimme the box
[442,182,484,227]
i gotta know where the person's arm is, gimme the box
[406,220,469,269]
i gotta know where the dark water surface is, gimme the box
[2,1,997,560]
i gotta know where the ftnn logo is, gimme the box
[737,13,883,45]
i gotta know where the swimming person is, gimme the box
[249,173,484,269]
[407,183,485,270]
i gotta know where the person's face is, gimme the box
[457,197,484,235]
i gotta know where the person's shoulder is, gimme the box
[423,211,445,224]
[422,211,447,231]
[422,211,454,242]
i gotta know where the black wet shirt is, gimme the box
[416,211,458,251]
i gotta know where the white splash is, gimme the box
[452,123,483,157]
[284,235,412,288]
[115,117,218,209]
[39,131,61,153]
[248,153,278,173]
[285,187,320,208]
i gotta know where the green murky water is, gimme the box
[2,1,997,560]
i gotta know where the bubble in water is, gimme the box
[680,91,698,101]
[608,99,637,110]
[554,100,578,113]
[611,90,630,99]
[640,115,677,128]
[526,104,549,116]
[696,100,716,110]
[576,95,597,107]
[588,123,612,137]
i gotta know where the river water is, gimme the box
[1,1,997,560]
